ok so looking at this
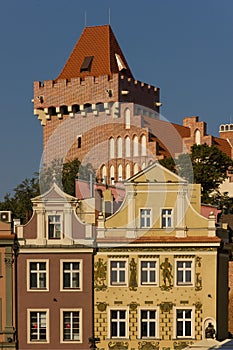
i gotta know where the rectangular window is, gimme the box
[62,261,81,290]
[29,311,47,342]
[161,209,173,228]
[29,261,47,289]
[110,261,127,285]
[140,310,157,338]
[140,209,151,228]
[176,309,193,338]
[140,261,157,285]
[110,310,127,338]
[176,261,193,285]
[62,311,80,342]
[48,215,61,239]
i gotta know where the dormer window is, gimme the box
[48,215,61,239]
[80,56,93,72]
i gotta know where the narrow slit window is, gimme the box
[77,136,82,149]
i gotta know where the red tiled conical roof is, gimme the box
[57,25,133,80]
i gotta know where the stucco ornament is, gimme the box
[159,302,174,313]
[108,341,128,349]
[96,302,108,312]
[129,258,137,290]
[160,257,173,290]
[194,301,202,311]
[128,301,139,310]
[94,258,107,291]
[138,341,159,350]
[173,341,190,350]
[195,256,202,291]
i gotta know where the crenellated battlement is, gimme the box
[34,73,160,113]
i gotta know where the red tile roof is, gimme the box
[97,236,221,244]
[57,25,133,80]
[142,117,190,157]
[213,136,232,158]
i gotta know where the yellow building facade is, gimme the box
[94,162,228,350]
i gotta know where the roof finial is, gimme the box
[108,8,111,25]
[84,11,87,27]
[52,171,56,183]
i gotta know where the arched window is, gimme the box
[117,137,122,158]
[142,162,146,170]
[126,164,131,179]
[110,165,115,184]
[125,108,130,129]
[141,134,147,156]
[125,136,131,157]
[102,165,107,183]
[134,163,139,174]
[118,164,123,181]
[133,136,139,156]
[194,129,201,145]
[109,138,115,159]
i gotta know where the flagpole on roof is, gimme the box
[84,11,87,27]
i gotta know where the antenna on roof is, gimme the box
[84,11,87,27]
[108,8,111,25]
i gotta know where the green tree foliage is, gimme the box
[0,176,40,223]
[0,158,95,223]
[159,157,176,173]
[159,143,233,206]
[190,144,233,203]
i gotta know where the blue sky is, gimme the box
[0,0,233,199]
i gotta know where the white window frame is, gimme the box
[110,165,115,185]
[140,208,152,228]
[60,308,82,343]
[27,309,49,344]
[138,307,159,339]
[133,163,139,175]
[173,307,195,339]
[109,138,115,159]
[60,260,83,292]
[108,307,129,339]
[141,134,147,156]
[109,259,128,286]
[102,164,107,182]
[161,208,173,228]
[117,137,123,158]
[133,135,139,156]
[47,213,63,239]
[139,258,159,286]
[125,108,131,129]
[125,136,131,157]
[175,258,194,286]
[27,259,49,292]
[125,163,131,178]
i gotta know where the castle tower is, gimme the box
[33,25,163,183]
